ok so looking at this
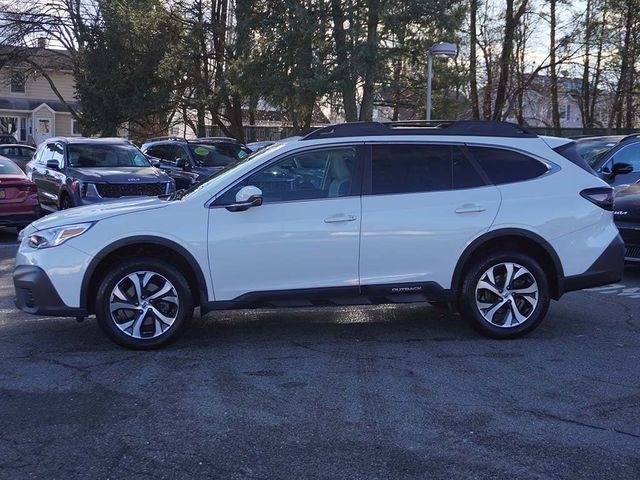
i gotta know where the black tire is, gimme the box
[458,251,550,339]
[59,194,72,210]
[95,258,194,349]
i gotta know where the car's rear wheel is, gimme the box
[59,194,72,210]
[459,252,549,339]
[95,258,193,349]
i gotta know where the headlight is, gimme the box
[28,222,94,249]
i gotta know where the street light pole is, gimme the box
[425,42,459,121]
[426,52,433,121]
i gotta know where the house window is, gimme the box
[559,103,571,121]
[10,72,25,93]
[71,118,81,136]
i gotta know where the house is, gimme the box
[0,45,80,145]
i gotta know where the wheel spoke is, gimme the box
[148,281,173,301]
[477,279,502,297]
[131,310,147,338]
[503,308,514,327]
[150,306,175,326]
[153,319,163,337]
[142,272,155,289]
[159,295,179,305]
[113,285,128,302]
[118,318,136,331]
[127,273,143,303]
[510,284,537,295]
[518,294,537,307]
[482,298,509,323]
[110,301,136,313]
[503,263,515,290]
[511,302,528,324]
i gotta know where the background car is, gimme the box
[246,140,275,152]
[26,137,175,211]
[141,136,252,186]
[576,134,640,187]
[0,144,36,171]
[612,183,640,262]
[0,134,18,144]
[0,157,40,230]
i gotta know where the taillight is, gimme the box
[580,187,614,211]
[18,184,38,194]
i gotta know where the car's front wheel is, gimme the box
[95,258,194,349]
[459,252,550,339]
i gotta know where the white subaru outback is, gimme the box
[14,121,624,349]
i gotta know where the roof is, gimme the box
[0,45,73,71]
[0,98,78,113]
[48,137,131,145]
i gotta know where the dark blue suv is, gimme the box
[141,137,252,189]
[26,137,175,211]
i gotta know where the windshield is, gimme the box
[0,159,22,175]
[576,139,619,167]
[178,144,284,200]
[188,143,250,167]
[68,143,151,168]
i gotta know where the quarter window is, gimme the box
[468,147,548,185]
[218,146,358,204]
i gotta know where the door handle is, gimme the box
[455,203,486,214]
[324,214,357,223]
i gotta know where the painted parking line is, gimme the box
[584,284,640,299]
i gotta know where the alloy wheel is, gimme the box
[475,262,538,328]
[109,271,180,339]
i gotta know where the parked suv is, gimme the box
[141,136,252,188]
[25,137,175,211]
[14,121,624,349]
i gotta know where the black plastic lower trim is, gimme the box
[559,234,624,295]
[201,282,455,314]
[13,265,87,317]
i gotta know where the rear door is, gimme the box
[359,143,501,293]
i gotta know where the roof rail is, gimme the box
[146,136,186,143]
[621,132,640,141]
[301,120,537,141]
[190,136,239,143]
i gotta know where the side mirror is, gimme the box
[610,162,633,178]
[226,185,263,212]
[46,159,60,170]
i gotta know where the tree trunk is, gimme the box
[469,0,480,119]
[549,0,561,135]
[492,0,529,120]
[330,0,358,121]
[359,0,381,121]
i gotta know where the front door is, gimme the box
[600,142,640,187]
[359,143,501,292]
[34,117,53,146]
[207,145,363,301]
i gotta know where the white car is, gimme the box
[14,121,624,349]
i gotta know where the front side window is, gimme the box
[146,145,173,162]
[468,147,548,185]
[610,143,640,172]
[51,143,64,166]
[217,146,358,204]
[67,143,151,168]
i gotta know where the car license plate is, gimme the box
[0,189,5,199]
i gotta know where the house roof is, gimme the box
[0,45,72,71]
[0,98,78,113]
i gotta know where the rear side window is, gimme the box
[371,144,485,195]
[469,147,548,184]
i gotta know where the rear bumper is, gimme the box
[558,234,624,295]
[13,265,87,317]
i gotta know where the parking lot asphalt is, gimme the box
[0,228,639,479]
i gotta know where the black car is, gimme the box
[26,137,175,211]
[576,134,640,187]
[141,136,252,188]
[613,183,640,262]
[0,134,18,144]
[0,144,36,171]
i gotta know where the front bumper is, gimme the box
[559,234,624,295]
[14,265,87,317]
[614,221,640,262]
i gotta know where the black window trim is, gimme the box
[208,143,366,208]
[464,143,559,185]
[362,141,490,197]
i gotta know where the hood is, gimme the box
[31,197,169,231]
[614,183,640,221]
[66,166,170,183]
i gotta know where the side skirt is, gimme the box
[201,282,456,315]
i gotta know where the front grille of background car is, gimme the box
[96,183,167,198]
[625,246,640,259]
